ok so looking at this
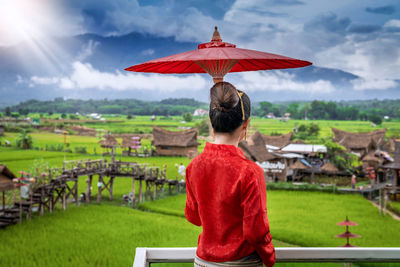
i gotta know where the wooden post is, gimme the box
[383,188,387,216]
[40,187,44,216]
[74,176,79,206]
[62,186,66,210]
[139,179,143,203]
[97,175,103,203]
[86,175,92,203]
[132,177,136,207]
[49,191,53,213]
[2,191,4,211]
[109,176,115,201]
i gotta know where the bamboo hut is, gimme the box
[99,135,120,159]
[240,131,289,182]
[361,152,381,170]
[320,162,339,174]
[121,136,141,156]
[331,128,387,157]
[383,140,400,188]
[152,126,199,156]
[0,164,18,227]
[289,160,309,181]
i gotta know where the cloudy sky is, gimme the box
[1,0,399,103]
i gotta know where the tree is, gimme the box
[5,106,11,117]
[16,131,33,149]
[127,114,132,119]
[258,101,273,117]
[183,113,193,122]
[286,103,300,119]
[323,139,360,172]
[195,118,210,136]
[369,114,382,125]
[61,113,67,119]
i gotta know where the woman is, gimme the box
[185,82,275,267]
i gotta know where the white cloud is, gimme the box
[384,19,400,28]
[30,76,60,85]
[351,78,398,91]
[77,40,100,61]
[235,71,335,93]
[141,49,155,56]
[30,61,208,92]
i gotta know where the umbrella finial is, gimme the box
[212,26,222,42]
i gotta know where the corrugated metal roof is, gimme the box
[282,144,327,153]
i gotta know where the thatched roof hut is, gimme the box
[261,132,293,149]
[99,135,120,148]
[121,136,141,148]
[383,140,400,170]
[152,126,199,156]
[0,164,16,192]
[289,160,309,170]
[362,153,380,163]
[331,128,387,155]
[239,131,277,162]
[320,162,339,174]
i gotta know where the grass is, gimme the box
[0,205,201,267]
[139,191,400,248]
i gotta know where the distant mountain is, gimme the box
[0,31,398,107]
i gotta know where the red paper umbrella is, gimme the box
[337,216,358,226]
[125,27,312,83]
[336,232,361,238]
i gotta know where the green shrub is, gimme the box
[74,146,87,154]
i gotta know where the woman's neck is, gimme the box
[213,132,240,147]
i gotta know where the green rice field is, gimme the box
[0,117,399,266]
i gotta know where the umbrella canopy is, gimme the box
[337,217,358,226]
[125,27,312,83]
[336,232,361,238]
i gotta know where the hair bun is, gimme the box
[210,82,239,112]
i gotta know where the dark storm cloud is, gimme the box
[305,13,351,33]
[366,5,396,15]
[270,0,304,5]
[347,24,382,34]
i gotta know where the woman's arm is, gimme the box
[185,165,202,226]
[241,165,275,267]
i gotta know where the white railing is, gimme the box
[133,247,400,267]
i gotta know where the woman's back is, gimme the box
[186,143,275,266]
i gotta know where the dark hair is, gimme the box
[209,82,251,133]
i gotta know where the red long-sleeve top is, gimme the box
[185,142,275,267]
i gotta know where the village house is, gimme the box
[331,127,387,158]
[261,132,293,150]
[193,109,208,117]
[99,135,120,157]
[382,140,400,188]
[239,131,289,182]
[0,164,17,228]
[152,126,199,157]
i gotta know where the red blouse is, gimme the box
[185,142,275,267]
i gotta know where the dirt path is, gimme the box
[369,200,400,221]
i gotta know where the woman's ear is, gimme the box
[243,118,250,129]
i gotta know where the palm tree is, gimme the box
[16,130,33,149]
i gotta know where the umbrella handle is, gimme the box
[213,77,224,84]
